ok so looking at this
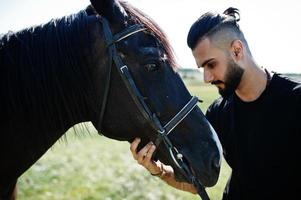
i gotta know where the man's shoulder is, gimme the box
[273,73,301,87]
[209,97,223,108]
[208,96,234,113]
[206,96,235,147]
[272,73,301,96]
[206,96,235,126]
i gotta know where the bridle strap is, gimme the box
[98,17,210,200]
[164,96,200,135]
[98,18,160,130]
[109,24,147,47]
[98,19,148,131]
[154,96,199,146]
[98,41,113,131]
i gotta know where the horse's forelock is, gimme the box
[120,1,179,70]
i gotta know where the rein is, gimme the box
[97,17,210,200]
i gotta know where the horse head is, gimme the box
[89,0,222,187]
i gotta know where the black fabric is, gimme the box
[206,73,301,200]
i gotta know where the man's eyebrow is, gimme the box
[201,58,215,68]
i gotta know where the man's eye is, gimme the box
[144,63,159,72]
[207,62,215,69]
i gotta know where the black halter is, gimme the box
[98,17,210,200]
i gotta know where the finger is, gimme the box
[143,144,157,169]
[137,142,153,164]
[144,144,156,163]
[130,138,141,159]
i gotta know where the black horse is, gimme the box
[0,0,222,199]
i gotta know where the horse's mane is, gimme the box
[120,1,179,69]
[0,10,96,133]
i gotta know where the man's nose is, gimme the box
[203,69,213,83]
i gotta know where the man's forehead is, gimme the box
[192,38,213,67]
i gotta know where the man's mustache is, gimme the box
[211,80,224,85]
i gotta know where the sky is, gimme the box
[1,0,300,73]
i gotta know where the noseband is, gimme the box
[97,17,210,200]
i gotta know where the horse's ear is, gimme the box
[90,0,127,24]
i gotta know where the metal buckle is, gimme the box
[120,65,128,74]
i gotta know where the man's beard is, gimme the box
[214,59,244,98]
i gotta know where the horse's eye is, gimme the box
[144,63,159,72]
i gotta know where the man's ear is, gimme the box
[230,39,243,61]
[90,0,127,24]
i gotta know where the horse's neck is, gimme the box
[5,20,94,129]
[0,12,105,183]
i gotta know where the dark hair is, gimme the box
[187,7,240,50]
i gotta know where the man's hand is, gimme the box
[130,137,197,194]
[130,138,163,175]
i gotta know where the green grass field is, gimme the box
[18,81,231,200]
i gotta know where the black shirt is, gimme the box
[206,73,301,200]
